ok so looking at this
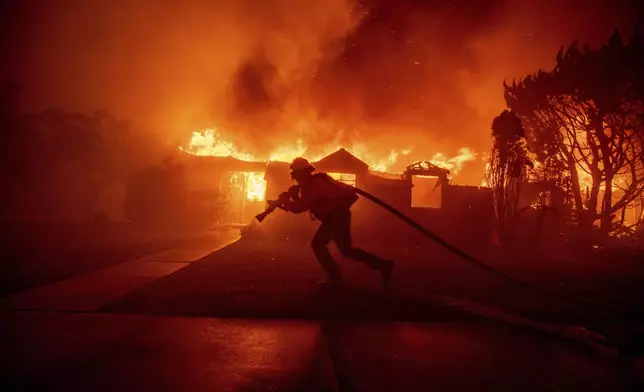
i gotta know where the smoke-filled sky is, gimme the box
[2,0,642,184]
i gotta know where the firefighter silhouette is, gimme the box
[278,158,394,288]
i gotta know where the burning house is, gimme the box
[180,155,268,225]
[184,147,492,245]
[125,129,493,245]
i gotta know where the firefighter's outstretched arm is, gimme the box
[281,198,309,214]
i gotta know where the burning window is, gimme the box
[411,175,441,208]
[229,172,266,202]
[328,173,357,187]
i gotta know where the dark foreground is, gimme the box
[0,221,211,296]
[2,312,639,392]
[1,232,643,391]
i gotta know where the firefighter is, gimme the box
[276,157,394,289]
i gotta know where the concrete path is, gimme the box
[0,230,239,312]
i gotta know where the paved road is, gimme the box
[104,238,641,327]
[2,311,639,392]
[1,235,643,391]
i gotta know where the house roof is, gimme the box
[404,160,450,178]
[313,148,369,174]
[184,148,371,174]
[184,154,268,172]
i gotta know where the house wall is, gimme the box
[124,162,191,227]
[178,151,496,246]
[259,163,495,247]
[362,174,412,211]
[184,161,223,192]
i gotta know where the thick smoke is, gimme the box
[3,0,643,184]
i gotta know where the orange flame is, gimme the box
[182,128,477,200]
[180,128,255,161]
[229,172,267,202]
[180,128,417,173]
[245,172,267,201]
[429,148,477,175]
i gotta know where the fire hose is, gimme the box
[256,186,619,312]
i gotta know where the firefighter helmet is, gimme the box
[289,157,315,173]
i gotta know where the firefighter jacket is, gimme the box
[282,173,358,221]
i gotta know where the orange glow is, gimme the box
[328,172,357,186]
[230,172,266,201]
[565,129,626,192]
[245,172,267,201]
[429,148,477,175]
[181,128,475,176]
[15,1,636,200]
[182,128,481,201]
[180,128,255,161]
[229,172,267,202]
[181,128,417,173]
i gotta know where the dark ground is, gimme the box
[104,236,644,361]
[2,312,640,392]
[0,221,211,296]
[2,226,644,391]
[104,237,644,324]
